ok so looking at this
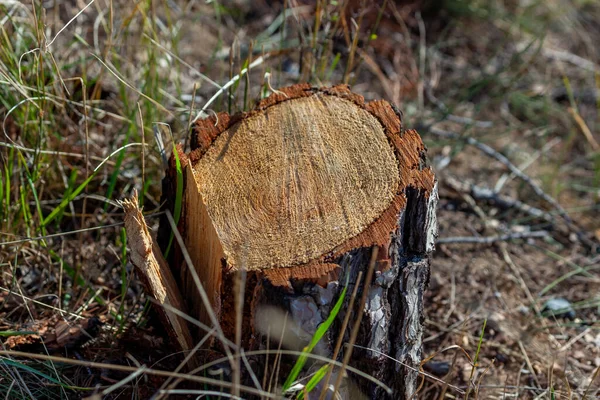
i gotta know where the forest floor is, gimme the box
[0,0,599,399]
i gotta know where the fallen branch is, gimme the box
[437,230,549,245]
[494,137,562,192]
[425,88,493,129]
[427,126,570,221]
[568,107,600,151]
[424,125,597,251]
[444,176,553,223]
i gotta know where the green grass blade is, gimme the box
[48,249,106,306]
[325,53,341,82]
[19,184,31,236]
[1,359,66,387]
[24,170,47,238]
[163,144,183,258]
[282,283,348,393]
[56,168,78,224]
[104,125,133,211]
[465,318,487,400]
[117,227,129,334]
[297,363,329,400]
[42,144,141,227]
[42,173,96,227]
[0,359,92,391]
[0,331,37,337]
[0,165,4,221]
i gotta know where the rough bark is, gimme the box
[160,84,437,399]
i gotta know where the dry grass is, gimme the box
[0,0,599,398]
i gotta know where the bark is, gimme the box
[159,84,437,399]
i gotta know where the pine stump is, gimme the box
[160,84,437,399]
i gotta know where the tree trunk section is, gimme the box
[160,84,437,399]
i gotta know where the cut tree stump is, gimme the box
[160,84,437,399]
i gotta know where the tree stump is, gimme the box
[160,84,437,399]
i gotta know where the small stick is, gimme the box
[137,102,145,193]
[444,175,553,223]
[416,11,426,111]
[568,107,599,151]
[184,82,198,151]
[437,230,549,245]
[0,350,275,399]
[426,125,597,250]
[427,126,571,222]
[494,138,561,192]
[425,87,493,129]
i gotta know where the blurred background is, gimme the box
[0,0,599,398]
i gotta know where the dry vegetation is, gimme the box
[0,0,599,399]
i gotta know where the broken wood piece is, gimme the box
[161,84,437,399]
[121,191,195,358]
[4,317,103,352]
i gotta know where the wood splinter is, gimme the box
[158,84,437,399]
[121,191,195,358]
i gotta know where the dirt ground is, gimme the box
[0,0,599,399]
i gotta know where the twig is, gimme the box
[158,390,243,399]
[45,0,96,50]
[102,366,147,397]
[185,348,392,394]
[416,11,426,111]
[425,125,597,250]
[428,126,570,219]
[517,340,542,389]
[351,344,465,395]
[494,137,562,192]
[0,215,161,246]
[194,55,268,121]
[0,350,276,399]
[437,230,549,245]
[156,328,218,399]
[426,87,493,129]
[568,107,599,151]
[444,176,553,223]
[541,47,600,73]
[582,364,600,400]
